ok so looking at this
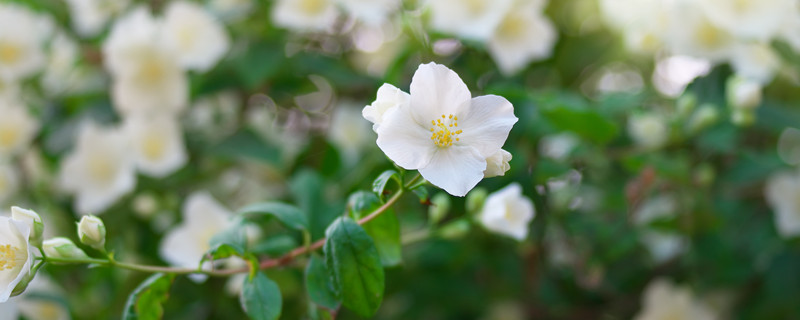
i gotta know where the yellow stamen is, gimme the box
[0,244,21,270]
[429,114,462,148]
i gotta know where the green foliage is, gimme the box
[372,170,401,200]
[305,255,340,310]
[238,202,309,232]
[240,272,283,320]
[122,274,175,320]
[348,191,403,267]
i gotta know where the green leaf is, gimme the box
[348,192,402,267]
[238,202,309,232]
[209,130,282,166]
[323,217,385,317]
[305,255,340,310]
[122,273,175,320]
[372,170,400,199]
[540,104,619,144]
[208,220,248,255]
[411,185,430,204]
[290,170,344,240]
[203,243,244,263]
[234,40,284,89]
[240,272,283,320]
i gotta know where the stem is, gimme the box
[40,174,424,277]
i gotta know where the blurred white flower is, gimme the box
[539,133,578,160]
[159,191,233,282]
[478,183,535,241]
[488,0,557,75]
[634,278,717,320]
[186,90,242,140]
[598,0,674,54]
[336,0,401,26]
[103,7,188,116]
[726,76,762,111]
[628,113,668,150]
[778,128,800,166]
[633,195,685,263]
[778,8,800,53]
[765,169,800,238]
[729,43,780,84]
[0,102,38,157]
[697,0,794,41]
[41,32,94,97]
[328,104,374,164]
[162,1,230,72]
[362,83,409,132]
[483,149,511,178]
[0,3,50,81]
[65,0,130,37]
[271,0,338,32]
[58,122,136,215]
[652,55,712,97]
[0,214,34,303]
[373,63,518,196]
[123,115,188,178]
[15,275,71,320]
[667,6,735,63]
[0,164,17,204]
[428,0,514,41]
[208,0,253,22]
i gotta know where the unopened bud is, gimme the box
[77,215,106,252]
[437,220,471,240]
[428,193,451,225]
[686,104,720,134]
[43,237,89,260]
[726,76,761,111]
[11,207,43,247]
[466,187,488,214]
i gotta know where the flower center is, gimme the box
[430,114,462,148]
[88,155,116,183]
[142,133,167,161]
[0,41,22,65]
[0,244,23,270]
[0,126,20,150]
[300,0,327,14]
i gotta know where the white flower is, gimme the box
[628,113,668,150]
[41,32,92,97]
[0,102,39,157]
[488,0,557,75]
[363,83,410,132]
[633,195,685,263]
[372,63,518,196]
[271,0,338,32]
[726,76,762,111]
[328,104,374,164]
[15,275,70,320]
[666,6,736,62]
[161,1,230,72]
[103,7,188,116]
[0,3,49,81]
[58,122,136,215]
[478,183,535,241]
[65,0,130,37]
[0,215,34,303]
[336,0,401,26]
[123,115,188,178]
[159,192,233,282]
[765,169,800,238]
[539,133,578,160]
[10,207,42,246]
[484,149,511,178]
[427,0,515,41]
[598,0,674,54]
[729,43,781,84]
[0,164,17,204]
[634,278,717,320]
[778,8,800,53]
[697,0,794,41]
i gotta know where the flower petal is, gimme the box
[457,95,518,157]
[409,62,471,125]
[376,104,436,169]
[419,145,486,197]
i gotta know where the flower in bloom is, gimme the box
[488,0,557,75]
[159,191,233,282]
[271,0,338,32]
[765,169,800,238]
[428,0,514,41]
[478,183,535,241]
[628,113,668,150]
[58,122,136,215]
[728,43,780,85]
[0,215,34,303]
[697,0,794,41]
[65,0,130,37]
[369,63,518,196]
[634,278,716,320]
[667,7,735,63]
[103,7,188,116]
[10,207,42,247]
[0,102,39,157]
[0,3,50,81]
[123,115,188,178]
[362,83,409,132]
[161,1,230,72]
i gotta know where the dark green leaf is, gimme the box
[323,217,385,317]
[209,130,282,166]
[348,191,403,267]
[372,170,400,199]
[238,202,309,231]
[540,106,619,144]
[208,220,248,256]
[240,272,283,320]
[122,273,175,320]
[305,255,340,310]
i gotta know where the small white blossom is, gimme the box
[729,43,781,85]
[123,115,188,178]
[478,183,535,241]
[271,0,338,32]
[488,0,557,75]
[539,133,578,160]
[0,214,34,302]
[697,0,794,41]
[483,149,511,178]
[77,215,106,251]
[726,76,762,111]
[634,278,717,320]
[159,192,233,282]
[427,0,515,41]
[362,83,409,132]
[0,4,50,81]
[65,0,130,37]
[161,1,230,72]
[666,6,735,63]
[371,63,518,196]
[0,102,39,157]
[628,113,668,150]
[208,0,253,22]
[765,169,800,238]
[58,122,136,215]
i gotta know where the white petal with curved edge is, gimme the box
[408,62,471,125]
[419,145,486,197]
[376,105,436,169]
[457,95,518,157]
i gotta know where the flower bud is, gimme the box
[428,193,451,225]
[628,113,668,150]
[726,76,761,111]
[686,104,720,134]
[43,237,89,260]
[11,206,43,248]
[77,215,106,252]
[437,219,471,240]
[731,109,755,127]
[484,149,512,178]
[466,187,488,214]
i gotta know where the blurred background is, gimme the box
[1,0,800,319]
